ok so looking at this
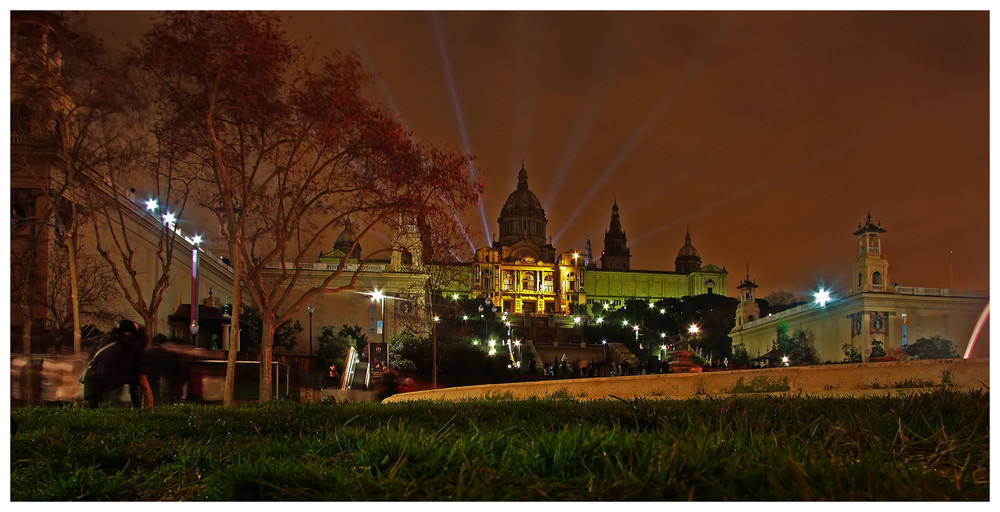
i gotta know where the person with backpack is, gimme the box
[81,320,154,409]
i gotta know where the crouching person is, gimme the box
[81,319,154,409]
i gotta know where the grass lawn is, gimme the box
[10,389,989,500]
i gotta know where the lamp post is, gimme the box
[601,340,609,376]
[688,324,700,345]
[371,289,386,345]
[478,299,495,346]
[307,305,314,357]
[432,314,440,389]
[190,234,202,347]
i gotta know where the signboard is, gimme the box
[368,342,388,381]
[368,303,377,336]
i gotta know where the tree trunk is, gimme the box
[259,313,276,401]
[20,293,33,356]
[66,230,82,354]
[223,242,242,405]
[59,119,82,354]
[142,312,157,339]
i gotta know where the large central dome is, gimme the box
[498,164,547,247]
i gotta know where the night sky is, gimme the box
[77,10,990,299]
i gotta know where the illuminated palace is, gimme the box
[467,164,728,358]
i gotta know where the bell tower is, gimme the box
[389,211,422,271]
[600,200,631,270]
[851,213,891,294]
[733,267,760,330]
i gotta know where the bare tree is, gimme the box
[12,12,199,358]
[11,12,88,353]
[764,289,805,307]
[134,12,481,402]
[44,244,125,333]
[84,150,194,336]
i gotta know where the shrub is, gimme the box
[842,343,863,363]
[906,335,958,360]
[869,339,886,360]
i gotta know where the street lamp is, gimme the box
[601,340,609,375]
[479,299,495,348]
[432,314,440,389]
[307,305,314,357]
[814,288,832,307]
[371,289,386,346]
[190,234,202,347]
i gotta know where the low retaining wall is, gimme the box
[383,358,989,403]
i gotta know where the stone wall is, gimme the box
[383,358,989,403]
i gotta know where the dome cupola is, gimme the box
[333,218,361,260]
[497,163,547,247]
[674,228,702,274]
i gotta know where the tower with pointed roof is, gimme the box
[583,237,597,269]
[674,228,702,274]
[851,213,891,294]
[733,267,760,329]
[389,211,422,271]
[600,201,631,270]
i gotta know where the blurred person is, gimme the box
[128,326,154,409]
[398,377,414,393]
[81,320,152,408]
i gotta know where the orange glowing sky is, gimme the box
[76,9,990,299]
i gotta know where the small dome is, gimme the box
[334,218,361,260]
[677,241,699,259]
[674,228,702,274]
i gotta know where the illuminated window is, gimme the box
[523,272,536,291]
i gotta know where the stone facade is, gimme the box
[730,216,989,363]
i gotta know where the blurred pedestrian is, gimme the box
[82,319,151,408]
[324,364,340,388]
[398,377,414,393]
[128,325,154,409]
